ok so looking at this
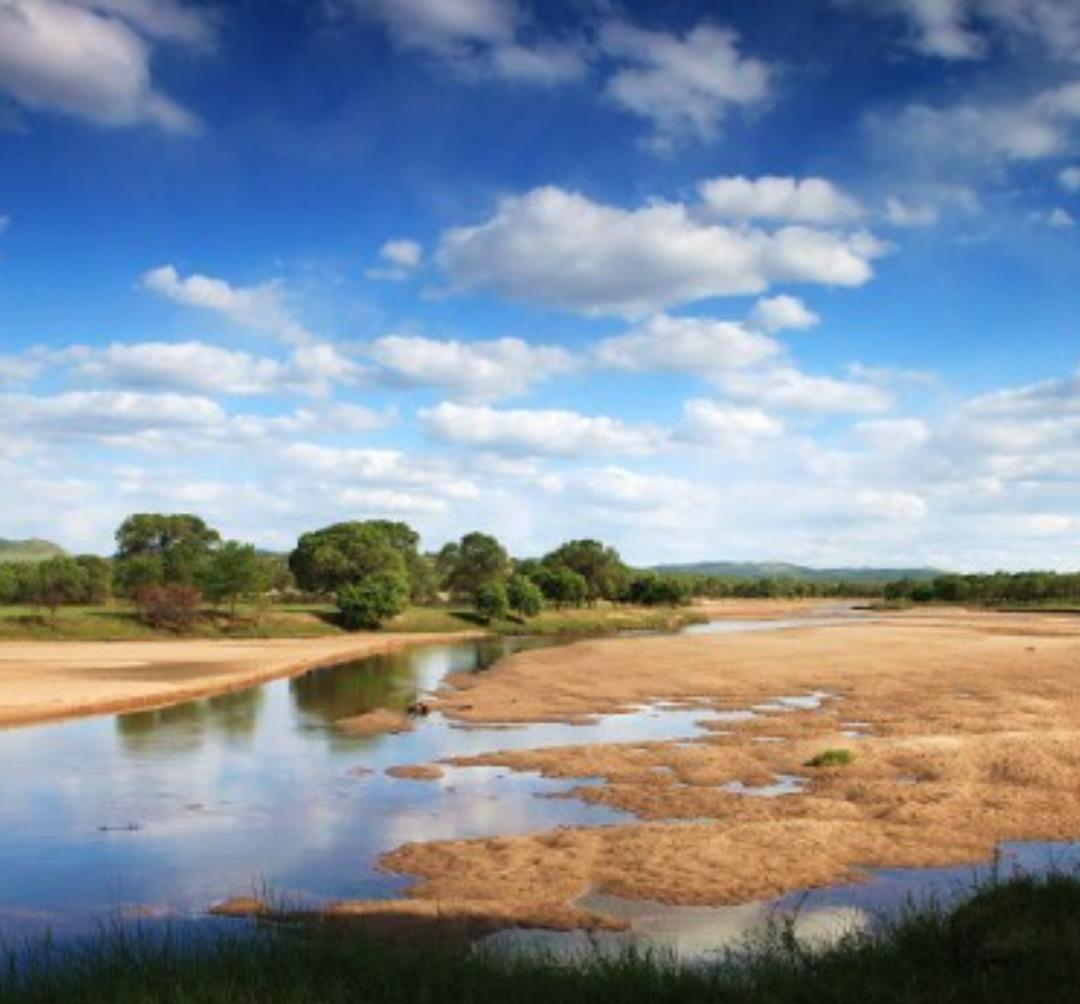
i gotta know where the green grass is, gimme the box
[4,874,1080,1003]
[0,603,707,642]
[804,748,855,767]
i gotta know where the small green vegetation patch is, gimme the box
[804,748,854,767]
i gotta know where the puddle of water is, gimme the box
[480,840,1080,964]
[722,773,805,798]
[0,613,866,940]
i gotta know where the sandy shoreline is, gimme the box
[0,631,480,729]
[313,607,1080,931]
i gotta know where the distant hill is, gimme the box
[653,561,942,583]
[0,538,66,563]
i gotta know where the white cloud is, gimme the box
[348,0,585,85]
[0,353,43,386]
[1061,165,1080,191]
[750,294,820,333]
[699,176,863,224]
[1046,206,1076,227]
[368,334,575,400]
[0,389,226,441]
[366,239,424,281]
[846,0,1080,62]
[438,186,886,317]
[599,22,771,150]
[335,488,447,514]
[1026,513,1080,534]
[78,341,287,395]
[855,417,932,451]
[141,265,314,344]
[568,465,714,515]
[595,313,778,375]
[0,0,207,132]
[854,489,928,520]
[676,399,783,451]
[874,81,1080,168]
[884,196,940,227]
[717,366,893,413]
[419,401,662,456]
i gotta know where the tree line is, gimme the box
[884,572,1080,606]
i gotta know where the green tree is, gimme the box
[474,580,510,623]
[507,574,543,619]
[543,539,628,604]
[290,522,410,596]
[443,532,509,598]
[34,557,89,619]
[114,514,220,588]
[533,565,588,608]
[625,572,692,607]
[75,555,113,605]
[0,563,19,604]
[199,542,268,618]
[337,571,410,630]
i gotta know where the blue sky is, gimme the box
[1,0,1079,568]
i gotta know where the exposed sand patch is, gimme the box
[325,608,1080,929]
[0,632,480,728]
[386,764,445,780]
[338,709,414,735]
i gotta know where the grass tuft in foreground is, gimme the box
[4,874,1080,1003]
[804,748,855,767]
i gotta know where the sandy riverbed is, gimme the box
[0,632,478,728]
[316,607,1080,930]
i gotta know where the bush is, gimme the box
[624,572,693,607]
[337,572,410,630]
[804,748,854,768]
[474,580,510,623]
[134,584,203,632]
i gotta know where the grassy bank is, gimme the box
[4,874,1080,1003]
[0,602,706,642]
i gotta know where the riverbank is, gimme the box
[301,606,1080,930]
[0,632,480,728]
[4,873,1079,1003]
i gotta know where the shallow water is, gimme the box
[2,610,1071,949]
[483,840,1080,963]
[0,621,848,938]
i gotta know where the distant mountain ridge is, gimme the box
[653,561,942,583]
[0,538,66,563]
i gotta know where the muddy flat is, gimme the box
[0,632,477,727]
[316,607,1080,930]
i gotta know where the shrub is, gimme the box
[134,584,203,632]
[804,748,854,768]
[474,580,510,623]
[337,571,410,630]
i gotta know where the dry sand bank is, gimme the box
[331,608,1080,929]
[0,632,478,728]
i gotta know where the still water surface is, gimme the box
[1,616,1076,952]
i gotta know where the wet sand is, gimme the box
[0,632,478,728]
[329,607,1080,929]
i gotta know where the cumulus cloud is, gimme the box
[855,417,932,450]
[872,81,1080,168]
[676,399,783,451]
[595,313,778,374]
[347,0,585,85]
[699,176,863,224]
[750,294,820,332]
[141,265,314,344]
[599,22,771,150]
[854,489,928,520]
[366,239,424,281]
[1045,206,1076,227]
[73,340,366,397]
[717,366,893,413]
[419,401,662,456]
[568,465,715,516]
[0,0,209,132]
[1061,165,1080,190]
[884,196,940,227]
[368,334,575,400]
[846,0,1080,63]
[438,186,886,317]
